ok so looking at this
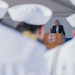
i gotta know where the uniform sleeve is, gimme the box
[62,26,65,35]
[51,26,54,33]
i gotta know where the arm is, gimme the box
[51,26,54,33]
[62,26,65,36]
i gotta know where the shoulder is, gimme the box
[31,39,47,52]
[0,24,26,40]
[0,24,28,45]
[52,25,55,28]
[0,24,46,51]
[59,25,63,27]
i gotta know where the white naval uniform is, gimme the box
[44,46,61,75]
[0,23,47,75]
[55,38,75,75]
[45,38,75,75]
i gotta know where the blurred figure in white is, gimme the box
[52,14,75,75]
[72,29,75,37]
[44,45,61,75]
[44,13,75,75]
[70,0,75,6]
[9,4,52,42]
[67,14,75,38]
[8,4,52,75]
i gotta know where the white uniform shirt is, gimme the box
[0,23,47,75]
[44,46,61,75]
[55,38,75,75]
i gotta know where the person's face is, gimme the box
[72,30,75,37]
[55,21,59,26]
[40,26,45,40]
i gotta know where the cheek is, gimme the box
[73,33,75,36]
[43,29,45,34]
[72,30,75,36]
[39,26,45,40]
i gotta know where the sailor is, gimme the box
[10,4,52,42]
[44,45,61,75]
[7,4,52,75]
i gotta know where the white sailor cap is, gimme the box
[70,0,75,6]
[8,4,52,25]
[66,14,75,27]
[0,0,9,19]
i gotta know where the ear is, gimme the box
[39,26,44,35]
[72,30,75,37]
[37,25,45,40]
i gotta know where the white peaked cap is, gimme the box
[70,0,75,6]
[66,14,75,27]
[8,4,52,25]
[0,0,9,19]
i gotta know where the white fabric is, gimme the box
[0,23,46,75]
[66,14,75,27]
[44,46,61,75]
[70,0,75,6]
[0,0,9,19]
[8,4,52,25]
[55,38,75,75]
